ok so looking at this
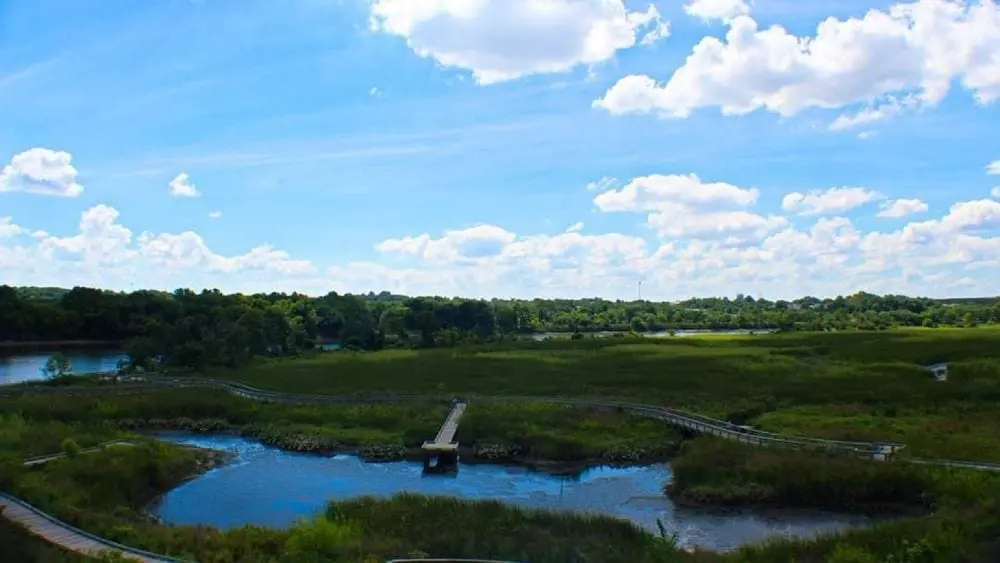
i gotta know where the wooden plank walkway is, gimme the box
[0,493,182,562]
[433,402,467,446]
[23,441,137,466]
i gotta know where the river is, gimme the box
[530,329,772,340]
[0,347,126,385]
[151,434,878,552]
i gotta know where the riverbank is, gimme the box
[5,399,1000,561]
[1,388,683,470]
[668,438,934,515]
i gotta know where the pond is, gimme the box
[0,347,127,385]
[151,434,878,552]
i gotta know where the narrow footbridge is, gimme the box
[0,492,188,562]
[422,401,467,473]
[22,441,136,467]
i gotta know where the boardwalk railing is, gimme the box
[0,492,189,562]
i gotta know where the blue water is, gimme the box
[152,434,878,552]
[530,329,773,340]
[0,349,127,384]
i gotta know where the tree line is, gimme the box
[1,285,998,369]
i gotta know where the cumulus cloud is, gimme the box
[369,0,669,84]
[782,187,883,216]
[208,211,222,219]
[4,191,1000,300]
[377,224,517,263]
[988,160,1000,175]
[0,205,316,291]
[595,0,1000,121]
[992,186,1000,198]
[593,173,759,211]
[169,173,199,197]
[684,0,751,22]
[0,148,83,197]
[566,222,584,233]
[591,173,786,241]
[877,198,929,218]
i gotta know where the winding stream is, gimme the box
[151,434,879,552]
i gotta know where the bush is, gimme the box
[61,438,82,459]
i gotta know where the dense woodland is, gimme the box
[1,284,998,370]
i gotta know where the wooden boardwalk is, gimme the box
[433,402,467,446]
[23,441,136,466]
[0,493,182,562]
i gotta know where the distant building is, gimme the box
[926,362,949,382]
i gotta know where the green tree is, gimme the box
[40,352,72,380]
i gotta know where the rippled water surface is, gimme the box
[152,434,878,551]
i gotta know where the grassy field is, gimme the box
[212,328,1000,461]
[0,389,678,464]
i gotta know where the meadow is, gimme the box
[215,327,1000,461]
[3,327,1000,561]
[0,389,680,465]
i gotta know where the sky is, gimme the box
[1,0,999,301]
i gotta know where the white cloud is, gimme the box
[208,211,223,219]
[566,222,584,233]
[782,187,883,216]
[877,198,929,218]
[684,0,751,22]
[0,148,83,197]
[4,194,1000,300]
[830,95,917,131]
[988,160,1000,175]
[377,224,517,263]
[0,205,317,291]
[369,0,669,84]
[586,176,617,192]
[646,207,787,240]
[592,173,785,241]
[595,1,1000,120]
[593,173,759,212]
[857,131,877,140]
[992,186,1000,198]
[0,217,25,239]
[937,199,1000,232]
[369,86,382,98]
[169,173,200,197]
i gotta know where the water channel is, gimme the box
[151,434,877,552]
[0,347,126,385]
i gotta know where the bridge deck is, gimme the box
[0,495,173,562]
[423,402,466,451]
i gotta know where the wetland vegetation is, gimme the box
[2,325,1000,561]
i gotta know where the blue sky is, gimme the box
[1,0,999,300]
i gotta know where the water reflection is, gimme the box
[152,434,876,552]
[0,348,126,384]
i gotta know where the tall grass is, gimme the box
[211,329,1000,460]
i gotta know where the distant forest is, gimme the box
[2,285,997,370]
